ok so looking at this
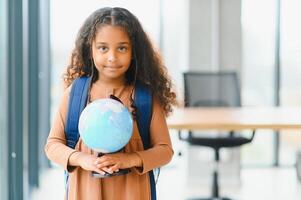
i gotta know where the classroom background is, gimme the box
[1,0,301,199]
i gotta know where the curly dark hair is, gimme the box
[64,7,177,116]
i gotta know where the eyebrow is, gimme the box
[95,42,130,45]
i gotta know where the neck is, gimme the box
[95,75,126,88]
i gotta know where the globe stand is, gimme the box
[91,152,131,178]
[92,168,131,178]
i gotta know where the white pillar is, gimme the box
[186,0,242,193]
[188,0,242,75]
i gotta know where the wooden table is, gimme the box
[167,106,301,199]
[167,107,301,131]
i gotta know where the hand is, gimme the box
[95,152,142,174]
[76,153,107,175]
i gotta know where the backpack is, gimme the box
[64,76,157,200]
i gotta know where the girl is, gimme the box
[45,7,177,200]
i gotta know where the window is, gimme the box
[242,0,301,167]
[241,0,276,166]
[279,0,301,165]
[0,0,8,198]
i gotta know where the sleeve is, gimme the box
[44,86,79,172]
[134,98,174,174]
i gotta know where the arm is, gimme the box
[44,87,104,174]
[44,87,78,171]
[133,98,174,174]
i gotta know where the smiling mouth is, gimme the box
[104,65,122,69]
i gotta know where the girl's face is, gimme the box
[92,25,132,83]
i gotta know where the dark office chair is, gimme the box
[179,71,255,200]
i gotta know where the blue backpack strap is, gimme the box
[134,82,156,200]
[64,76,90,200]
[65,76,91,149]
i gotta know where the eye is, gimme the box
[118,46,128,53]
[97,46,108,53]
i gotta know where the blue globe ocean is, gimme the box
[78,98,133,153]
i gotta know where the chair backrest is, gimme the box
[182,71,255,147]
[183,71,241,108]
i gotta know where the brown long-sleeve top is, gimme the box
[44,82,173,200]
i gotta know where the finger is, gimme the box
[95,156,112,165]
[97,160,114,168]
[108,164,119,173]
[100,166,113,174]
[92,166,106,175]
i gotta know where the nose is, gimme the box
[107,51,117,63]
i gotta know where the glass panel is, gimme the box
[241,0,276,166]
[280,0,301,166]
[0,0,8,199]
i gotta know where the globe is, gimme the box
[78,98,133,153]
